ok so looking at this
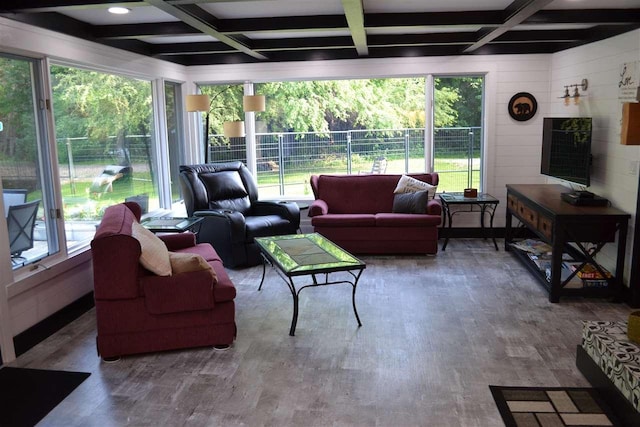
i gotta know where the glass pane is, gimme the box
[50,65,157,250]
[433,76,484,192]
[253,78,426,198]
[165,81,183,203]
[0,55,54,268]
[197,84,246,164]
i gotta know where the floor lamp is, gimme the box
[185,94,211,164]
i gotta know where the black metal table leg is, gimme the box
[442,201,452,251]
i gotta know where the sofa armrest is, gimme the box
[426,199,442,216]
[308,199,328,217]
[158,232,196,250]
[140,269,216,314]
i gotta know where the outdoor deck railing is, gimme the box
[209,127,482,196]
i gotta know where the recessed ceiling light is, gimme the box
[108,7,131,15]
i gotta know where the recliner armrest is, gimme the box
[194,210,246,242]
[308,199,328,217]
[252,201,300,229]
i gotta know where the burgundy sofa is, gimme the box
[91,202,236,359]
[309,173,442,254]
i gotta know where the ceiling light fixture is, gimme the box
[108,7,131,15]
[559,79,588,106]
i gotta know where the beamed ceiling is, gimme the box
[2,0,640,66]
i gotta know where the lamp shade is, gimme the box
[185,94,210,112]
[223,121,245,138]
[243,95,266,112]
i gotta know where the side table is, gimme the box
[141,216,203,235]
[439,192,500,251]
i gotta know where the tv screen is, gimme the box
[541,117,592,186]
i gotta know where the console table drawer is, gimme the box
[517,201,538,228]
[507,194,518,211]
[538,215,553,240]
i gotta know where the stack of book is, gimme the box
[566,263,611,288]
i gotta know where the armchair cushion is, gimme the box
[140,270,215,315]
[131,221,171,276]
[169,252,215,277]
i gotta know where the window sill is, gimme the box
[7,247,92,299]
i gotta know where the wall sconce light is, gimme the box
[560,79,588,106]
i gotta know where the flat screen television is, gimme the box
[540,117,592,187]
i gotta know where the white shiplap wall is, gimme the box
[549,30,640,282]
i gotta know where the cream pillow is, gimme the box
[169,252,216,279]
[131,221,172,276]
[394,175,437,199]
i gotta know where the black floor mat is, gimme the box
[0,367,90,427]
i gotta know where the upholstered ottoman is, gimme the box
[576,320,640,425]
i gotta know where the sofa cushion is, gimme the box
[311,213,376,227]
[131,221,172,276]
[376,213,442,227]
[169,252,216,278]
[392,190,429,214]
[394,175,437,199]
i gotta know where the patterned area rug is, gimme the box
[0,367,90,427]
[490,385,621,426]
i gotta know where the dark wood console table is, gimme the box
[505,184,629,303]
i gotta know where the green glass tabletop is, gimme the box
[255,233,365,276]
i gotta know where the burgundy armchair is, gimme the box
[90,202,236,359]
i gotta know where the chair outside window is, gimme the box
[359,156,387,174]
[3,189,28,217]
[7,199,40,263]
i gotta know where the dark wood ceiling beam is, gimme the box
[494,29,588,42]
[368,33,477,46]
[93,22,197,39]
[365,11,504,28]
[220,15,347,33]
[144,0,267,60]
[564,24,640,49]
[150,41,235,55]
[471,41,571,55]
[464,0,555,53]
[525,9,640,24]
[341,0,367,55]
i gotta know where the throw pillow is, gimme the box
[394,175,437,199]
[169,252,216,279]
[131,221,172,276]
[392,190,430,214]
[628,311,640,344]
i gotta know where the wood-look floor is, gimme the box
[9,239,634,427]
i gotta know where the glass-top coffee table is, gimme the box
[255,233,366,336]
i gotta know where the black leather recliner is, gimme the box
[179,162,300,268]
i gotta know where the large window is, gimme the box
[50,65,158,250]
[0,54,57,268]
[165,81,184,202]
[433,76,484,192]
